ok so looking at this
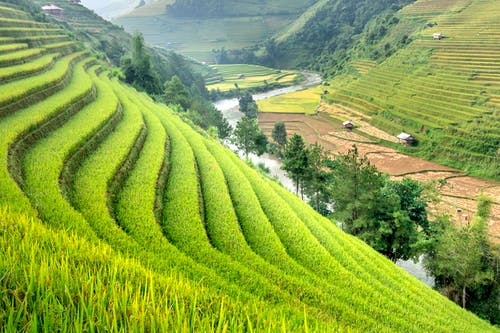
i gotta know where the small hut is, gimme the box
[342,121,355,130]
[433,32,443,40]
[397,132,415,145]
[41,4,63,15]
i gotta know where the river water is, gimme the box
[212,71,434,287]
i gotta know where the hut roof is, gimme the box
[397,132,413,140]
[41,4,63,11]
[343,121,354,126]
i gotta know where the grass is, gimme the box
[0,207,322,332]
[0,47,43,66]
[257,87,322,114]
[0,56,95,218]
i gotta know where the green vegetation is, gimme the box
[165,0,317,18]
[0,2,497,332]
[206,64,300,98]
[232,117,267,158]
[238,92,258,118]
[219,0,413,72]
[326,146,429,262]
[322,0,500,179]
[271,121,287,154]
[121,31,161,94]
[257,87,321,114]
[424,197,500,324]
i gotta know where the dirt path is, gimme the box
[259,111,500,243]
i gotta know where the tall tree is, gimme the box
[303,142,331,215]
[163,75,191,109]
[272,122,287,153]
[282,134,309,197]
[238,92,258,119]
[121,32,161,94]
[424,196,499,323]
[327,145,383,231]
[232,118,267,159]
[327,145,429,262]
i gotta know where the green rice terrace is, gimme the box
[205,63,300,93]
[0,2,497,332]
[323,0,500,179]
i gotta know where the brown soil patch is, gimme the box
[329,130,377,143]
[318,102,400,143]
[392,171,459,183]
[365,152,456,175]
[258,112,500,242]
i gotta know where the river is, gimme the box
[213,71,434,287]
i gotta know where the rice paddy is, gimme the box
[0,2,497,332]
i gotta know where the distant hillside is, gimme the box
[274,0,414,71]
[217,0,414,72]
[31,0,207,93]
[165,0,317,18]
[0,2,497,331]
[321,0,500,179]
[81,0,144,19]
[115,0,319,63]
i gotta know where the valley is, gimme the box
[0,0,498,330]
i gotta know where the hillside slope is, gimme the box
[115,0,318,62]
[323,0,500,179]
[0,3,497,331]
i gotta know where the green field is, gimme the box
[323,0,500,179]
[257,86,322,114]
[0,3,497,331]
[206,63,299,92]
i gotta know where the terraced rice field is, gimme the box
[0,3,498,331]
[259,102,500,243]
[323,0,499,179]
[257,86,322,114]
[206,63,298,92]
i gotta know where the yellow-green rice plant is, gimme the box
[0,42,27,53]
[0,47,43,66]
[0,51,85,115]
[0,53,57,83]
[113,84,334,328]
[0,56,95,217]
[0,27,63,38]
[0,17,51,28]
[175,119,373,327]
[21,67,118,240]
[267,179,495,332]
[133,96,339,322]
[227,152,434,331]
[0,207,333,332]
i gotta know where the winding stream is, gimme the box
[213,71,321,192]
[213,71,434,286]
